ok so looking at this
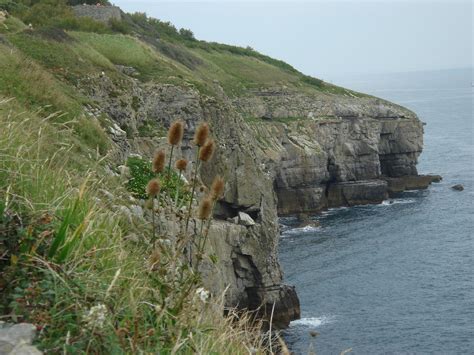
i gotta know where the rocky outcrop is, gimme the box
[78,76,300,327]
[77,75,435,327]
[0,322,42,354]
[233,88,439,214]
[72,5,121,23]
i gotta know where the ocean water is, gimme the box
[279,68,473,354]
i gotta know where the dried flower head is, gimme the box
[83,304,107,330]
[198,196,213,220]
[168,120,184,146]
[146,178,161,197]
[193,122,209,147]
[210,176,225,200]
[199,139,215,162]
[152,150,166,174]
[175,158,188,171]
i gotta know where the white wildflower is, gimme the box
[195,287,210,302]
[83,304,107,329]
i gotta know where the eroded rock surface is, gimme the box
[233,88,438,214]
[77,76,436,327]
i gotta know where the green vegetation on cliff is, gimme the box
[0,99,269,353]
[1,0,363,100]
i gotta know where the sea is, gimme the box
[279,68,473,354]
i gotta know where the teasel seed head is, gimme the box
[175,158,188,172]
[168,120,184,146]
[198,196,213,220]
[199,139,215,162]
[146,178,161,197]
[194,122,209,147]
[152,150,166,174]
[210,175,225,201]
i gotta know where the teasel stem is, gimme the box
[151,198,156,242]
[200,203,215,260]
[185,147,201,265]
[167,145,174,182]
[195,219,205,268]
[185,147,201,231]
[174,171,181,207]
[147,179,161,243]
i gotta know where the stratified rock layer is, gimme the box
[233,89,439,215]
[78,75,436,327]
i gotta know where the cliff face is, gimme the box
[233,89,436,215]
[75,71,439,326]
[78,76,300,326]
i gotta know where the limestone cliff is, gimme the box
[233,88,439,215]
[78,77,301,326]
[76,73,438,327]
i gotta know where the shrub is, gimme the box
[179,28,195,40]
[0,0,28,13]
[109,18,131,34]
[55,16,109,33]
[67,0,109,4]
[20,0,72,27]
[301,74,324,88]
[126,156,190,204]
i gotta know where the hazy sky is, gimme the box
[112,1,472,81]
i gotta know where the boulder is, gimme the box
[238,212,255,226]
[0,322,42,354]
[451,184,464,191]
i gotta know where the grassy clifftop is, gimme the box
[1,1,362,104]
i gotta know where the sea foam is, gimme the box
[290,315,335,327]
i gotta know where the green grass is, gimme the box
[0,99,268,354]
[191,48,302,96]
[126,156,190,205]
[0,43,83,116]
[0,15,26,34]
[8,30,115,81]
[72,32,193,82]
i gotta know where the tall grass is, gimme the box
[0,99,269,353]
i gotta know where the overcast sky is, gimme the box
[112,1,472,81]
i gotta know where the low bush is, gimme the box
[55,16,109,33]
[126,156,191,205]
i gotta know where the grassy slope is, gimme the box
[0,97,266,353]
[0,19,273,354]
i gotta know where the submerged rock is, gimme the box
[295,213,320,228]
[451,184,464,191]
